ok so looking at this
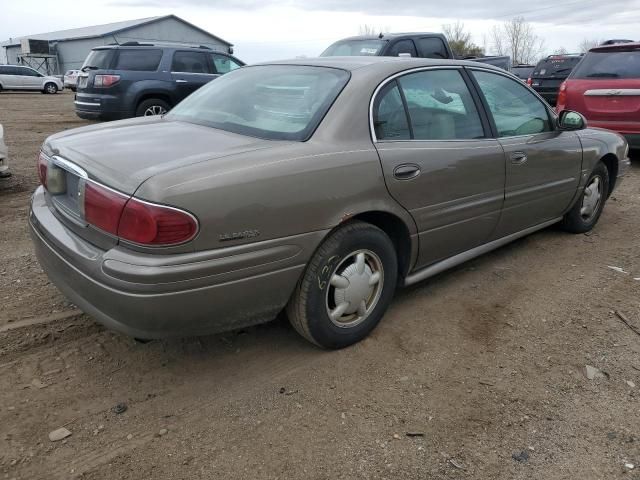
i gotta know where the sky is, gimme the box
[1,0,639,64]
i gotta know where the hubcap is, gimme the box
[580,175,602,221]
[326,250,384,328]
[46,84,56,93]
[144,105,167,116]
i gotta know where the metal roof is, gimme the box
[1,15,231,47]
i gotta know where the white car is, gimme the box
[0,124,9,178]
[63,69,80,91]
[0,65,63,94]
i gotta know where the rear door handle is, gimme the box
[175,79,188,83]
[393,164,421,180]
[511,152,528,165]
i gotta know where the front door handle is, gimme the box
[393,164,421,180]
[175,79,188,83]
[511,152,528,165]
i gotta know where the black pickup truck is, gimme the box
[321,33,511,71]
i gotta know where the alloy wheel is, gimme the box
[143,105,167,116]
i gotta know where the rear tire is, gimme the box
[286,221,398,349]
[136,98,170,117]
[561,161,609,233]
[43,82,58,94]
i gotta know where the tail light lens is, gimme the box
[556,81,568,112]
[118,199,198,245]
[37,151,48,188]
[526,77,532,86]
[83,181,197,246]
[94,74,120,88]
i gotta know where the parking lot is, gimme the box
[1,91,639,479]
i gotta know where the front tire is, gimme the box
[43,82,58,94]
[561,161,609,233]
[287,221,398,349]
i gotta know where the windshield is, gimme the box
[571,50,640,79]
[321,39,386,56]
[81,49,114,70]
[168,65,350,141]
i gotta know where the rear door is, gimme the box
[566,48,640,130]
[171,50,216,100]
[415,37,451,59]
[469,68,583,237]
[373,67,505,268]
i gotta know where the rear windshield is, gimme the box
[114,49,163,71]
[511,66,534,80]
[168,65,350,141]
[321,39,386,56]
[81,49,115,70]
[571,50,640,79]
[532,56,581,77]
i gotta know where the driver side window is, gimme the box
[472,70,551,137]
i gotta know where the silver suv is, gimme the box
[0,65,63,94]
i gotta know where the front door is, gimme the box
[373,68,505,268]
[17,67,43,90]
[171,50,217,102]
[469,69,583,238]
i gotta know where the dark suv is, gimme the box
[527,54,583,106]
[74,43,244,120]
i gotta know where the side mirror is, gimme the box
[557,110,586,131]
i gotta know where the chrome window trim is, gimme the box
[369,65,464,143]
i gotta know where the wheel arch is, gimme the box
[349,210,416,280]
[599,153,618,198]
[135,92,172,110]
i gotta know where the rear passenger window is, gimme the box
[472,70,551,137]
[397,70,485,140]
[417,38,449,59]
[114,49,162,71]
[172,51,211,74]
[388,40,417,57]
[373,83,411,140]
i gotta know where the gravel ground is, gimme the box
[1,91,639,480]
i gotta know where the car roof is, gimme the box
[255,56,503,72]
[590,42,640,52]
[331,32,445,41]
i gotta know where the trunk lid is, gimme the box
[45,117,284,194]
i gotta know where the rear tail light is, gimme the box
[556,81,568,112]
[526,77,532,86]
[83,181,197,246]
[37,151,48,188]
[118,199,198,245]
[94,74,120,88]
[37,151,198,246]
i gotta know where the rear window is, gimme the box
[532,56,581,78]
[417,37,449,59]
[571,50,640,79]
[82,49,115,70]
[321,39,386,56]
[168,65,350,141]
[114,49,162,71]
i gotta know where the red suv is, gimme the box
[557,42,640,149]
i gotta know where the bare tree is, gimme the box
[553,47,569,55]
[359,24,388,36]
[579,38,602,53]
[442,21,484,57]
[491,17,546,65]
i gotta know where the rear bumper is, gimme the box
[74,92,130,120]
[29,187,320,338]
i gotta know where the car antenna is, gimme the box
[378,32,384,39]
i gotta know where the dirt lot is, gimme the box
[1,91,639,480]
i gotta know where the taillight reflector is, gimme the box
[84,181,128,235]
[526,77,533,86]
[556,81,568,112]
